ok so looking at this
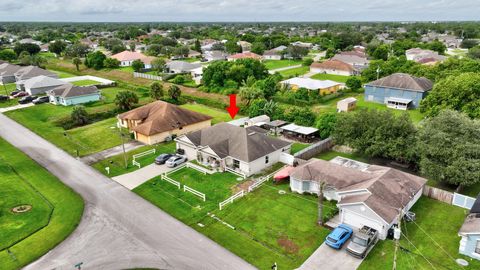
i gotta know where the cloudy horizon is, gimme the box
[0,0,478,22]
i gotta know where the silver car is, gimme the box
[165,155,187,167]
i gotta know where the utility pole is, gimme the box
[392,208,402,270]
[1,78,8,96]
[116,126,128,169]
[318,182,326,226]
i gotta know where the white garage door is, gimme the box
[342,210,385,238]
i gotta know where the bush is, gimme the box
[104,57,120,68]
[302,58,313,66]
[131,59,144,72]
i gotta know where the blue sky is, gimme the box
[0,0,477,22]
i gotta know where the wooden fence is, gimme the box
[423,185,454,204]
[133,72,163,81]
[294,137,333,160]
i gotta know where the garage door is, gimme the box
[342,210,385,238]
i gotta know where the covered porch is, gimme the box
[385,97,412,110]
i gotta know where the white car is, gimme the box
[165,155,187,168]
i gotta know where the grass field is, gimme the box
[0,99,18,108]
[0,138,83,270]
[359,197,479,270]
[135,168,336,270]
[277,66,309,78]
[92,141,176,177]
[180,103,236,124]
[50,70,77,78]
[264,59,302,70]
[71,79,101,86]
[311,73,351,83]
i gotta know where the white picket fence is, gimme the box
[452,193,476,210]
[184,185,206,201]
[185,162,211,175]
[225,167,247,179]
[132,149,156,168]
[219,190,245,210]
[166,163,187,174]
[247,168,283,193]
[161,174,181,189]
[133,72,163,81]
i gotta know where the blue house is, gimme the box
[47,84,101,106]
[459,195,480,260]
[364,73,433,110]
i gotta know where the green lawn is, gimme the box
[135,169,336,270]
[359,197,479,270]
[264,59,302,70]
[277,66,309,78]
[0,138,83,270]
[71,79,101,86]
[291,142,310,154]
[180,103,236,124]
[92,141,176,177]
[0,99,18,109]
[50,70,76,78]
[314,150,370,163]
[311,73,351,83]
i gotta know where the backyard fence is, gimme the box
[247,166,285,193]
[225,167,247,179]
[161,174,181,189]
[184,185,206,201]
[219,190,245,210]
[294,137,333,160]
[423,185,454,204]
[133,72,163,81]
[452,193,476,210]
[132,149,156,168]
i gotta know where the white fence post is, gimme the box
[161,174,181,189]
[183,185,206,201]
[219,190,245,210]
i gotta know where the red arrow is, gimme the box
[226,94,239,119]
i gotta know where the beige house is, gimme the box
[118,101,212,145]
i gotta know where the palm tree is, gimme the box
[168,85,181,101]
[114,91,139,111]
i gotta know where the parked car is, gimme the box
[155,153,173,165]
[325,224,353,249]
[32,96,49,105]
[346,226,378,258]
[18,95,37,104]
[165,155,187,168]
[0,95,9,101]
[13,91,28,98]
[10,90,21,96]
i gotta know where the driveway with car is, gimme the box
[112,163,174,189]
[297,240,363,270]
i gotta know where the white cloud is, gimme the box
[0,0,477,21]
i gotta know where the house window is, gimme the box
[233,159,240,169]
[475,240,480,254]
[265,156,269,164]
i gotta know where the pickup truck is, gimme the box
[346,226,378,258]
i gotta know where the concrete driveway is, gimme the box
[112,163,174,190]
[297,241,363,270]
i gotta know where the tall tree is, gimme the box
[72,57,82,71]
[71,106,89,126]
[167,85,181,101]
[115,91,139,111]
[150,82,164,100]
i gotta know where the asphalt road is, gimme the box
[0,113,256,270]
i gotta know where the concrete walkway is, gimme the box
[268,64,302,74]
[80,140,145,165]
[0,102,34,113]
[297,241,363,270]
[112,163,174,190]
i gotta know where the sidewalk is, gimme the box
[0,103,34,113]
[80,141,145,165]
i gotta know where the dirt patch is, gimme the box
[11,204,32,213]
[277,236,299,254]
[232,179,255,193]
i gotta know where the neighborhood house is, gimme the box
[458,194,480,260]
[47,85,101,106]
[364,73,433,110]
[310,59,358,76]
[118,101,212,145]
[290,157,427,240]
[175,123,292,177]
[111,50,156,69]
[281,77,342,95]
[16,75,69,95]
[14,65,58,81]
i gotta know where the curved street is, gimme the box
[0,113,256,270]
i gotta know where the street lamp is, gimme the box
[110,125,128,169]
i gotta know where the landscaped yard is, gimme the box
[0,138,83,270]
[71,79,101,86]
[277,66,309,78]
[134,168,337,270]
[359,197,479,270]
[263,59,302,70]
[92,141,176,177]
[180,103,236,124]
[311,73,351,83]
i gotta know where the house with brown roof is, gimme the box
[364,73,433,110]
[118,101,212,145]
[175,123,292,177]
[310,59,357,76]
[290,157,426,240]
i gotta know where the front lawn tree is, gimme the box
[85,51,106,70]
[345,76,362,91]
[115,91,139,111]
[131,59,144,72]
[71,106,89,126]
[150,82,164,100]
[167,85,181,101]
[151,58,166,73]
[418,110,480,188]
[72,57,82,71]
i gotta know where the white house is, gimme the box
[289,157,427,240]
[175,123,292,177]
[110,50,156,69]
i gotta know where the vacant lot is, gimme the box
[71,79,101,86]
[311,73,351,83]
[180,103,236,124]
[0,138,83,270]
[264,59,302,70]
[359,197,479,270]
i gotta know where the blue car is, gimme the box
[325,224,353,249]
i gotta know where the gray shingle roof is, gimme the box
[48,84,99,98]
[14,66,58,81]
[185,122,291,162]
[20,75,69,89]
[365,73,433,92]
